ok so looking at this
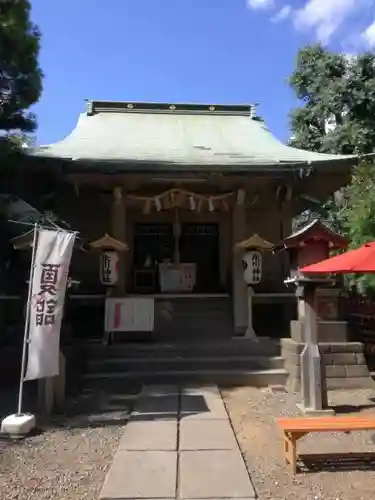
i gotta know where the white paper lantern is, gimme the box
[242,250,262,285]
[100,251,119,286]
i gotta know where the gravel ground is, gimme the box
[0,386,139,500]
[222,387,375,500]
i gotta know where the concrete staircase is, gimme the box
[80,338,288,389]
[153,296,235,341]
[74,297,287,390]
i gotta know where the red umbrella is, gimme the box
[301,242,375,274]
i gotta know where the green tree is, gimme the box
[289,45,375,291]
[0,0,42,152]
[289,45,375,156]
[0,0,42,199]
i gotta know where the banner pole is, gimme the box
[17,223,39,416]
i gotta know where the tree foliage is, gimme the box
[0,0,42,201]
[289,45,375,155]
[289,45,375,291]
[0,0,42,151]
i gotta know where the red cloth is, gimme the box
[301,242,375,274]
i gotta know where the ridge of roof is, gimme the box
[85,100,257,117]
[26,99,359,170]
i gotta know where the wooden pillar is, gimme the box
[279,188,293,279]
[232,200,248,335]
[111,187,127,294]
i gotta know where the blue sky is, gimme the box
[30,0,375,146]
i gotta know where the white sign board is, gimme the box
[159,263,196,292]
[25,230,76,380]
[105,298,154,332]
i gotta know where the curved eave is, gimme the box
[24,153,359,175]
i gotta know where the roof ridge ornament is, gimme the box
[250,103,259,119]
[83,100,254,116]
[86,100,94,116]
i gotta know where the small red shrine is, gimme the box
[276,218,348,324]
[277,218,348,279]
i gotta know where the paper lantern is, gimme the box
[100,251,119,285]
[242,250,262,285]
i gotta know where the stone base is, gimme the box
[291,319,349,343]
[282,338,375,392]
[296,404,335,416]
[233,325,247,336]
[1,413,36,437]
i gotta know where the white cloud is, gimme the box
[271,5,291,23]
[293,0,358,44]
[362,19,375,48]
[247,0,274,10]
[247,0,375,49]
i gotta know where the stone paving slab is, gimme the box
[181,385,221,396]
[179,419,238,450]
[178,450,255,499]
[131,394,178,420]
[180,392,227,420]
[119,420,178,451]
[100,385,255,500]
[100,450,177,499]
[141,384,180,396]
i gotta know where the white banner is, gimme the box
[25,229,76,381]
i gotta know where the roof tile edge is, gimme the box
[85,100,256,116]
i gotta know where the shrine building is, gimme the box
[26,100,357,340]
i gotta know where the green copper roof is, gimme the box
[28,100,357,170]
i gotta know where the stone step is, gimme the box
[154,321,233,332]
[156,316,233,326]
[82,368,288,388]
[163,304,233,313]
[154,329,235,341]
[159,308,233,317]
[157,297,231,307]
[82,339,281,359]
[85,355,284,373]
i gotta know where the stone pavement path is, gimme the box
[100,384,256,500]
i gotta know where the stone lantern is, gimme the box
[236,233,273,339]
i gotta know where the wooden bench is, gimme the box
[277,416,375,475]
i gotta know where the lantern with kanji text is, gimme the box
[100,251,119,285]
[89,233,128,287]
[243,250,262,285]
[235,233,274,339]
[237,233,273,286]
